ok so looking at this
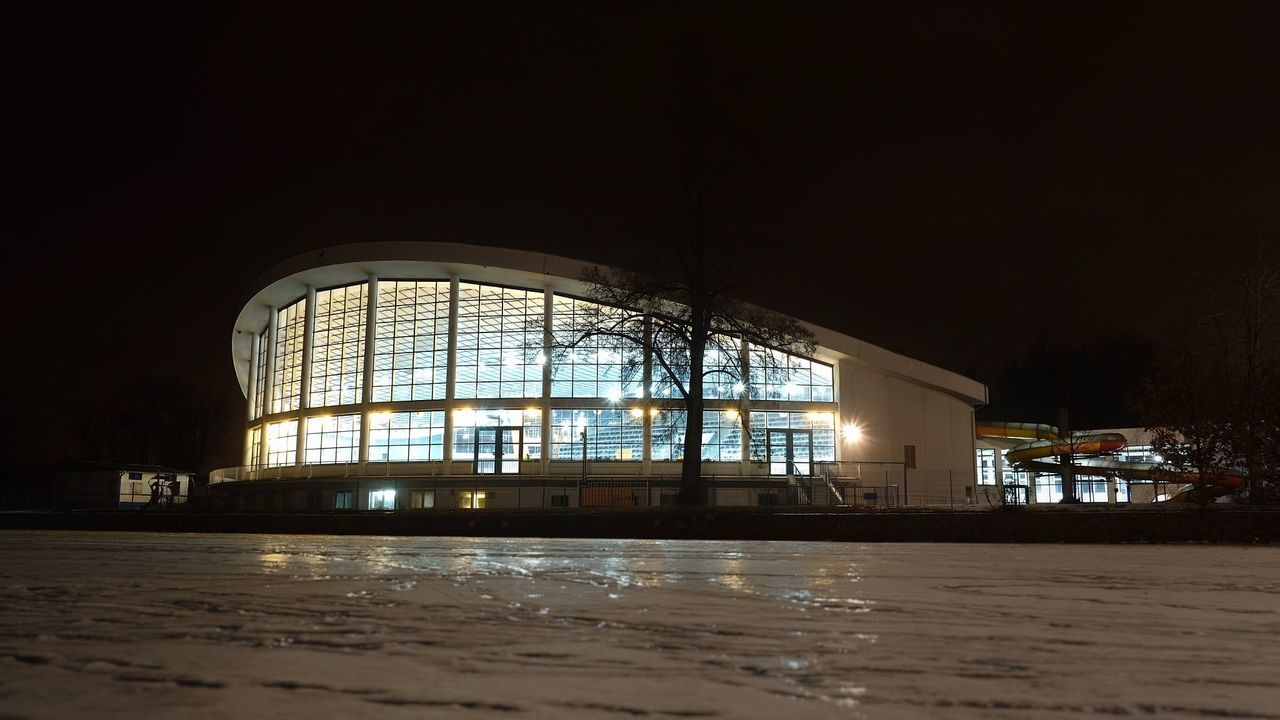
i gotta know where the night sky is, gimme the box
[11,3,1280,463]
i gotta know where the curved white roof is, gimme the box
[232,242,987,405]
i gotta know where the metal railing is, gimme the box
[208,462,981,511]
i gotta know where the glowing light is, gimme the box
[732,382,745,395]
[782,383,798,397]
[534,352,547,365]
[630,407,644,418]
[725,408,738,419]
[605,387,623,403]
[843,423,862,443]
[648,407,659,417]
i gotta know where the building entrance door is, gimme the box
[768,429,812,477]
[475,426,522,474]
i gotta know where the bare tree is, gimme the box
[1139,232,1279,503]
[1141,347,1237,505]
[556,264,814,505]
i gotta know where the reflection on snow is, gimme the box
[0,533,1277,719]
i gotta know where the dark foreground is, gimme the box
[2,506,1277,543]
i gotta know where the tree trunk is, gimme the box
[678,319,708,505]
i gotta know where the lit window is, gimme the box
[265,420,298,467]
[368,411,445,462]
[248,427,262,470]
[458,490,487,509]
[303,414,361,465]
[455,283,543,399]
[372,281,449,402]
[335,491,353,510]
[747,345,834,402]
[550,408,643,460]
[309,284,367,407]
[253,328,268,419]
[271,299,307,413]
[367,489,396,510]
[550,296,644,399]
[977,448,997,485]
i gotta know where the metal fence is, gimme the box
[207,465,990,513]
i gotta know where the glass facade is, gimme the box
[367,410,446,462]
[454,283,543,399]
[245,278,838,472]
[373,280,449,402]
[309,284,367,407]
[271,300,306,413]
[303,414,361,465]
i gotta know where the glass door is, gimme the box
[790,430,812,477]
[475,426,522,474]
[475,428,497,474]
[768,430,812,477]
[499,427,521,474]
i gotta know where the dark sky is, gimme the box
[12,3,1280,422]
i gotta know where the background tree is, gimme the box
[1140,347,1237,505]
[1140,232,1279,503]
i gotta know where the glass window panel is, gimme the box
[265,420,298,467]
[309,284,367,408]
[550,408,644,461]
[747,345,835,404]
[455,284,544,400]
[373,281,449,403]
[253,329,269,419]
[550,296,644,399]
[368,410,445,463]
[248,426,262,470]
[271,299,306,413]
[303,414,361,465]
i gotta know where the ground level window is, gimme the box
[128,471,143,481]
[458,490,487,509]
[368,489,396,510]
[408,490,435,509]
[335,491,353,510]
[549,494,569,507]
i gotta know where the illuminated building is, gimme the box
[213,243,987,510]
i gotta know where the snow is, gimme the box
[0,532,1277,719]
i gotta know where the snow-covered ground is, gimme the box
[0,532,1276,719]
